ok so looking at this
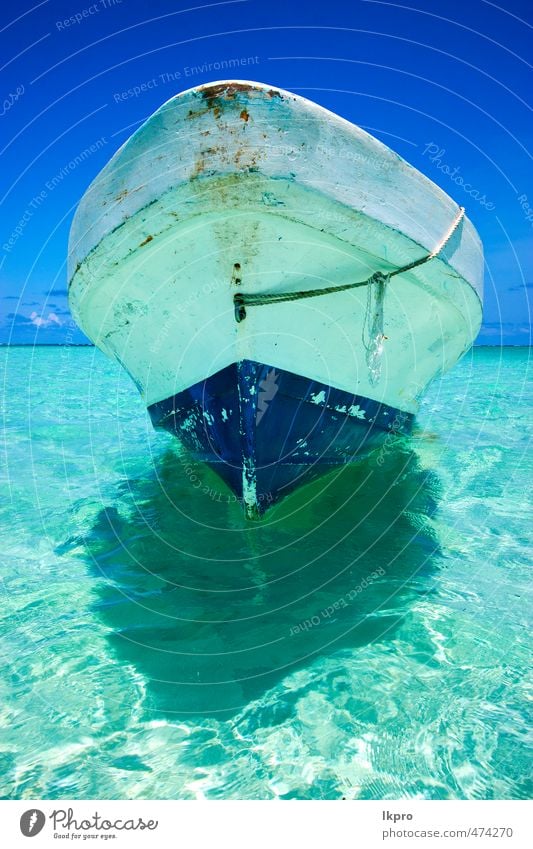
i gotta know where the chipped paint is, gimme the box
[201,81,254,100]
[68,80,483,515]
[256,368,279,424]
[261,191,284,206]
[147,360,414,515]
[179,411,198,432]
[236,360,260,519]
[241,462,259,520]
[348,404,366,419]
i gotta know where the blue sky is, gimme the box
[1,0,531,345]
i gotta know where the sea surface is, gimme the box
[0,346,531,800]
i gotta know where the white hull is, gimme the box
[68,80,482,416]
[68,81,483,513]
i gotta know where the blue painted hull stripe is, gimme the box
[148,360,413,512]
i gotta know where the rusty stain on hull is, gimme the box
[67,79,484,516]
[184,83,283,124]
[201,82,258,100]
[191,158,206,179]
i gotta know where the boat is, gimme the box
[68,80,483,518]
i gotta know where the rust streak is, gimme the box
[139,235,153,247]
[201,82,255,101]
[191,157,206,179]
[231,261,242,286]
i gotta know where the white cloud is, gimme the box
[29,311,62,328]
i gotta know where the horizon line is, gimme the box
[0,343,531,349]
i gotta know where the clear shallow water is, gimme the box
[0,346,531,800]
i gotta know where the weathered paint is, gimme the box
[68,80,483,299]
[148,359,413,516]
[67,80,483,514]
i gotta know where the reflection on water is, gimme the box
[2,347,528,799]
[83,445,441,717]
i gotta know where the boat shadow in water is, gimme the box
[82,443,442,718]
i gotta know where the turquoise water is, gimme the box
[0,346,530,800]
